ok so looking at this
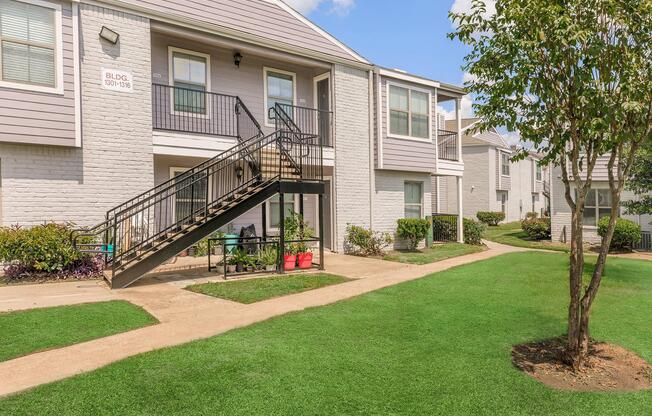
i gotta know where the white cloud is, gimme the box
[450,0,496,16]
[283,0,355,15]
[503,130,522,146]
[437,95,474,121]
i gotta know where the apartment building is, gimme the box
[0,0,466,286]
[433,118,548,222]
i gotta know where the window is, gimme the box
[536,164,542,181]
[580,188,613,227]
[267,194,298,230]
[389,85,430,139]
[169,48,209,114]
[501,153,510,176]
[532,195,536,213]
[170,168,208,222]
[0,0,60,91]
[404,182,423,218]
[500,192,507,214]
[264,68,295,125]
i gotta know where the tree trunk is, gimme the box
[566,206,585,370]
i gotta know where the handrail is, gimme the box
[437,129,459,161]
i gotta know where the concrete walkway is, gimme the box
[0,241,524,397]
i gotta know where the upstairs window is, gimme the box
[404,182,423,218]
[501,153,510,176]
[265,68,295,124]
[536,164,542,181]
[389,85,430,139]
[170,48,209,114]
[0,0,60,91]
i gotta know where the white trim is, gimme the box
[404,181,425,218]
[376,71,383,169]
[167,46,211,118]
[263,66,297,127]
[0,0,64,95]
[265,193,300,233]
[386,81,433,143]
[72,0,81,147]
[323,175,334,250]
[267,0,369,64]
[312,72,330,110]
[379,68,440,89]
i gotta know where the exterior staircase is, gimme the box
[73,102,324,289]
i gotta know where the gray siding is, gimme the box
[151,32,324,136]
[0,0,76,147]
[124,0,361,62]
[378,75,437,173]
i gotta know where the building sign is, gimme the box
[101,68,133,93]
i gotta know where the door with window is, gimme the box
[265,68,295,125]
[315,74,331,145]
[171,168,208,224]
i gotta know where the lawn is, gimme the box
[1,253,651,415]
[382,242,486,265]
[485,222,572,252]
[186,273,352,304]
[0,301,157,362]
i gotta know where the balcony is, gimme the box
[152,84,332,146]
[437,129,459,161]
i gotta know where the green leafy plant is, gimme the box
[258,246,278,267]
[396,218,430,251]
[521,217,551,240]
[344,224,393,256]
[598,217,641,251]
[193,231,226,257]
[0,223,90,274]
[463,219,486,246]
[476,212,506,226]
[230,249,249,266]
[525,212,539,220]
[284,211,315,254]
[431,217,457,242]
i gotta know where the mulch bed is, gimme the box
[512,337,652,392]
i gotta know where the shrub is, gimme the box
[476,211,506,226]
[463,219,486,245]
[0,223,102,280]
[344,225,393,256]
[525,212,539,220]
[432,216,457,242]
[598,217,641,250]
[521,217,551,240]
[396,218,430,251]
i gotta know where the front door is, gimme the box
[315,75,331,145]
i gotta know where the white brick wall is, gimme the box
[0,5,153,227]
[333,65,371,251]
[374,170,432,250]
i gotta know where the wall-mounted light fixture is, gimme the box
[99,26,119,44]
[233,52,243,68]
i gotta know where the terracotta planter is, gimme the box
[284,254,297,271]
[297,252,313,269]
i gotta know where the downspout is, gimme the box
[368,70,376,229]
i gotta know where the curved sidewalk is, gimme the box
[0,241,524,397]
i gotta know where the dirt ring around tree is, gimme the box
[512,337,652,392]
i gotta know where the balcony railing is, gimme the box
[152,84,260,139]
[276,103,333,147]
[437,129,459,161]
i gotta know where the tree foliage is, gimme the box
[623,140,652,215]
[450,0,652,369]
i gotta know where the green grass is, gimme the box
[0,301,157,362]
[186,273,352,304]
[1,253,651,415]
[485,222,571,252]
[382,242,486,265]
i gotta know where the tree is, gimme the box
[623,140,652,215]
[450,0,651,369]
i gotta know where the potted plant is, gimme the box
[231,248,249,273]
[284,244,298,271]
[245,254,256,273]
[296,243,313,269]
[259,246,278,272]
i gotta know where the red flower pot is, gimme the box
[284,254,297,271]
[297,252,313,269]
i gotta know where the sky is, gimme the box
[281,0,521,143]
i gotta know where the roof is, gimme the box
[378,67,466,96]
[445,119,511,150]
[111,0,370,64]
